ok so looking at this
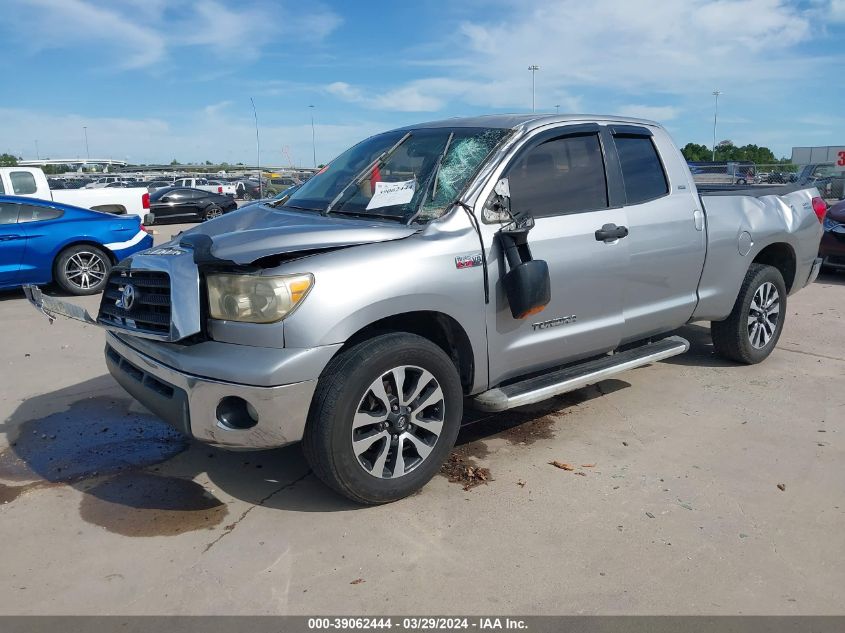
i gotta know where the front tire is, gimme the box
[711,263,786,364]
[303,333,463,504]
[54,245,111,295]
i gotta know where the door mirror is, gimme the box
[502,259,551,319]
[497,212,550,319]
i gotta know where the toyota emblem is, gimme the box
[117,283,136,310]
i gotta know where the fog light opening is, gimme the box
[216,396,259,430]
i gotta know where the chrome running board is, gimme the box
[472,336,690,412]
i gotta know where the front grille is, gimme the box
[98,269,172,335]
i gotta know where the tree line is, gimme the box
[680,141,790,165]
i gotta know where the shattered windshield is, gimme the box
[284,127,510,224]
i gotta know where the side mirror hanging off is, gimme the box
[497,211,551,319]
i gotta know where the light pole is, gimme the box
[309,105,316,168]
[250,97,261,198]
[83,126,90,160]
[555,104,560,115]
[711,90,722,161]
[35,140,39,160]
[528,65,539,113]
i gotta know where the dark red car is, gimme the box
[820,199,845,270]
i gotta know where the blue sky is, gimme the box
[1,0,844,166]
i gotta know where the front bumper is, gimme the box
[105,332,318,449]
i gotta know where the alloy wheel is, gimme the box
[64,251,107,291]
[747,281,780,349]
[351,365,445,479]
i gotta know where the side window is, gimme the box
[0,202,20,224]
[613,135,669,204]
[10,171,38,195]
[0,177,5,194]
[16,204,63,223]
[506,133,608,218]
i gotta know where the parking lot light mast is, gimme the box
[555,104,560,115]
[83,126,90,161]
[528,65,539,113]
[309,105,316,168]
[250,97,261,198]
[712,90,722,162]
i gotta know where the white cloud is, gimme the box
[6,0,342,69]
[203,101,234,117]
[323,0,824,118]
[617,105,680,121]
[0,107,382,167]
[14,0,166,69]
[827,0,845,21]
[451,0,815,95]
[327,81,446,112]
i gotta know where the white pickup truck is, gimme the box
[172,177,237,197]
[0,167,151,219]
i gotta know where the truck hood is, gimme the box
[175,204,417,265]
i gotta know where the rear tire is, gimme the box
[303,333,463,505]
[54,244,111,295]
[711,263,786,364]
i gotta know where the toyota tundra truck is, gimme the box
[25,114,826,504]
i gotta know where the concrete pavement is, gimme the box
[0,223,842,614]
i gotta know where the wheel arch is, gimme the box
[335,311,476,394]
[751,241,796,293]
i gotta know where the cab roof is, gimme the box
[395,113,662,133]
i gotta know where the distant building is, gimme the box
[791,146,844,165]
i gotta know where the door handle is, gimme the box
[595,223,629,242]
[693,209,704,231]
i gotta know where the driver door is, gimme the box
[482,125,630,386]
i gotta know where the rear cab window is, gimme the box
[612,133,669,204]
[10,171,38,195]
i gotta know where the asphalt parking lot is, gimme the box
[0,223,842,615]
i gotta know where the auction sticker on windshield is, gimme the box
[366,179,416,209]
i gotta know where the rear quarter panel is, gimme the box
[692,188,823,321]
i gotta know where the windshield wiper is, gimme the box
[406,132,453,225]
[325,131,412,215]
[281,204,324,212]
[328,209,405,222]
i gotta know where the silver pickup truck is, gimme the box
[26,114,826,504]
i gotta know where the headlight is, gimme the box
[206,273,314,323]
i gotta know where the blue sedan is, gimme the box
[0,196,153,295]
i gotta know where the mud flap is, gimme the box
[23,284,99,326]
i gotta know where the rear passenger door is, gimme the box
[483,124,630,386]
[608,125,706,341]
